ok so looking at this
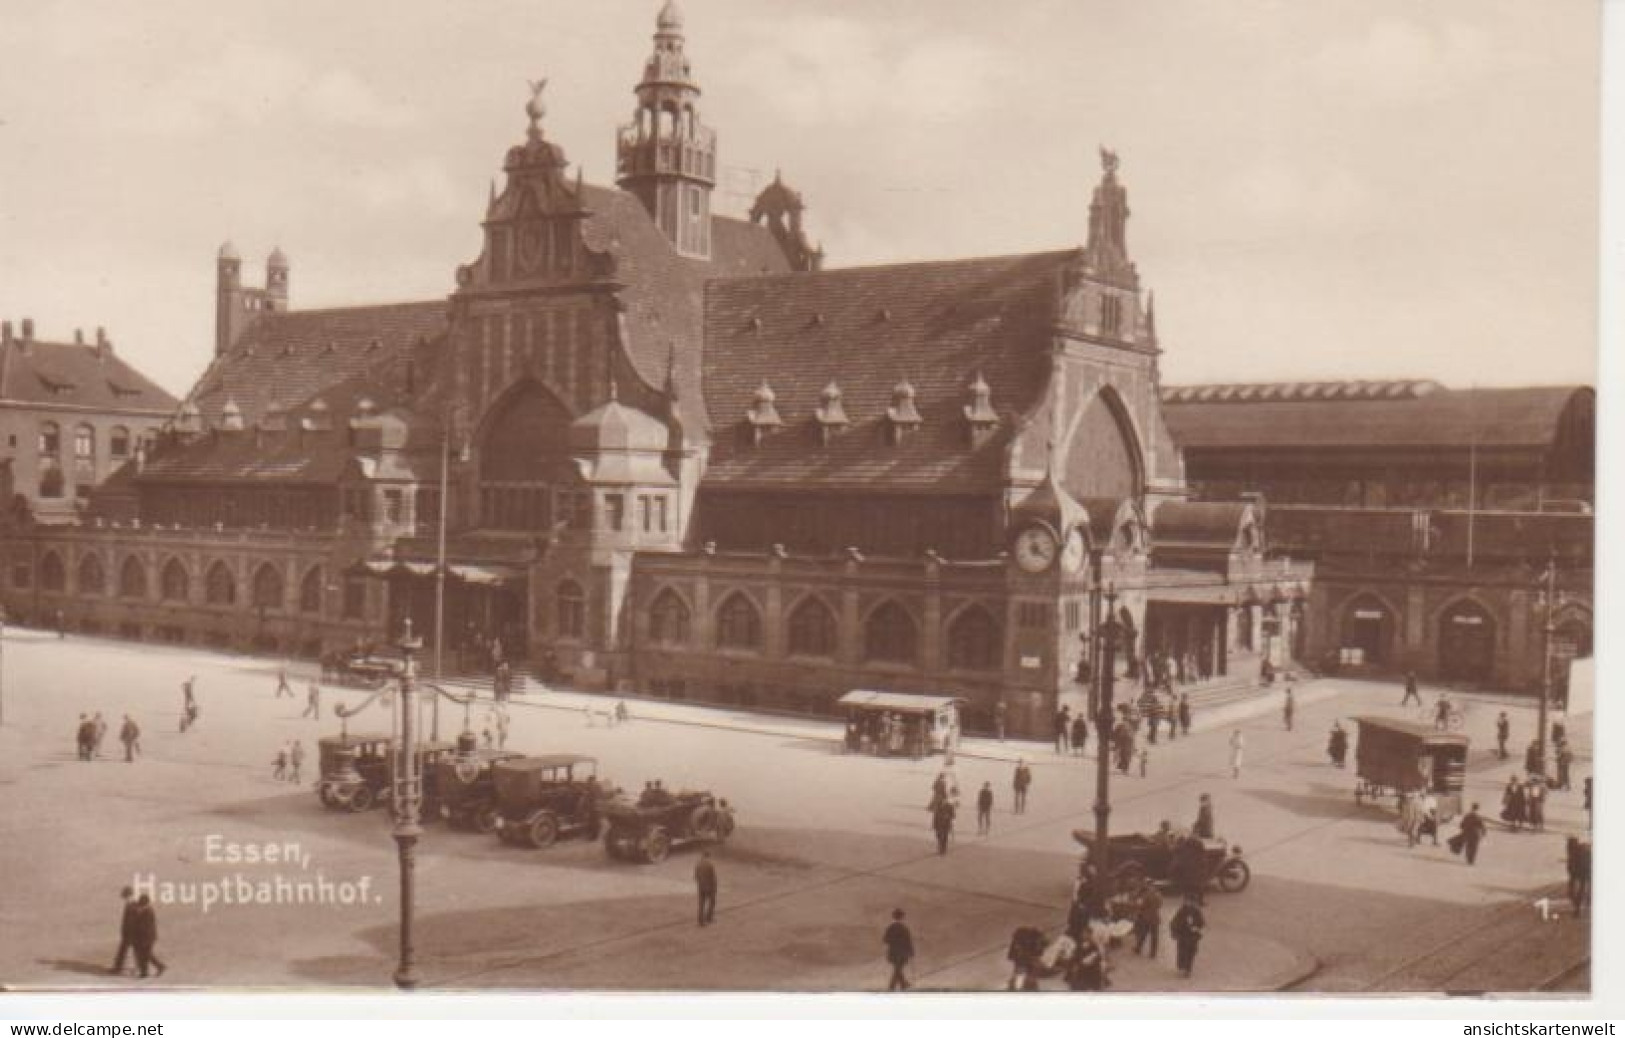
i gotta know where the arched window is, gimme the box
[648,589,691,647]
[715,592,762,651]
[251,563,284,611]
[40,551,66,592]
[864,600,918,665]
[119,556,147,599]
[947,605,1002,671]
[787,597,837,657]
[556,580,586,640]
[160,559,189,602]
[204,561,236,606]
[38,421,60,455]
[299,567,323,614]
[77,553,106,595]
[110,426,131,460]
[74,424,95,465]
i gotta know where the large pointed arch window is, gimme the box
[160,559,189,602]
[715,592,762,651]
[864,600,918,665]
[479,381,574,532]
[251,563,284,611]
[787,597,837,658]
[647,589,691,647]
[119,556,148,599]
[299,567,324,614]
[205,561,237,606]
[77,553,107,595]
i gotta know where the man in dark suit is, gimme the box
[1170,894,1206,978]
[130,894,166,978]
[110,887,138,975]
[883,908,914,991]
[1012,760,1032,815]
[1458,803,1488,865]
[693,851,718,927]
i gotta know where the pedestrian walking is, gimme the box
[1070,713,1089,758]
[75,714,93,760]
[1327,721,1348,768]
[289,740,305,783]
[1132,880,1163,959]
[272,746,288,781]
[180,677,199,732]
[1282,686,1295,731]
[1496,711,1511,760]
[1169,894,1206,978]
[274,666,293,698]
[1502,775,1525,832]
[303,683,321,720]
[1433,693,1453,731]
[1397,791,1421,847]
[883,908,914,992]
[1012,759,1031,815]
[1055,706,1071,754]
[1193,793,1215,839]
[694,850,719,926]
[1401,670,1421,707]
[1113,720,1133,774]
[130,894,166,978]
[1452,803,1487,865]
[119,715,141,763]
[110,886,138,976]
[1525,776,1546,832]
[1555,742,1573,791]
[1228,729,1244,779]
[1418,790,1440,846]
[976,781,994,835]
[932,798,956,855]
[1177,694,1192,736]
[1566,836,1591,913]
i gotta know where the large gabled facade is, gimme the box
[1,3,1311,736]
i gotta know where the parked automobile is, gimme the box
[602,786,735,863]
[491,754,608,849]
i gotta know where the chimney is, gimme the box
[20,318,34,345]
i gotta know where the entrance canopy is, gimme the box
[354,557,523,586]
[837,690,964,715]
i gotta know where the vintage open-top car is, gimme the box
[602,786,736,863]
[316,732,457,814]
[431,746,528,832]
[491,754,607,848]
[1072,829,1251,893]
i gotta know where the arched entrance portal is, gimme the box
[1437,600,1496,684]
[1339,594,1393,667]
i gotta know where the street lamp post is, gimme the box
[1091,584,1121,909]
[1534,547,1558,781]
[431,421,452,742]
[391,618,424,990]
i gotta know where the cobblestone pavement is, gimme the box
[0,630,1590,994]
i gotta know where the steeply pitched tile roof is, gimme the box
[1162,383,1594,451]
[185,300,449,426]
[574,185,791,432]
[699,250,1077,491]
[0,339,177,413]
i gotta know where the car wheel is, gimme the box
[349,786,375,813]
[644,826,671,864]
[527,812,559,849]
[717,812,735,840]
[605,827,632,860]
[1216,858,1251,893]
[474,805,500,835]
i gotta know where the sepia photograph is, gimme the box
[0,0,1606,1011]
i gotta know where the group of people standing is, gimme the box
[271,740,307,783]
[1053,694,1193,764]
[74,712,142,762]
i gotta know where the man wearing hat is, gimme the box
[883,908,915,991]
[1169,893,1206,979]
[110,886,139,975]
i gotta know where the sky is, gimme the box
[0,0,1604,398]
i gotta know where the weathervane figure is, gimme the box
[526,77,548,138]
[1100,146,1119,175]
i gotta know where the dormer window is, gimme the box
[885,379,922,445]
[814,380,849,446]
[963,371,998,445]
[745,381,783,446]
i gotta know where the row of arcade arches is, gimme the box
[640,588,1004,670]
[1338,591,1593,683]
[35,550,325,613]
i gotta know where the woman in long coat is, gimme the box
[1502,775,1526,831]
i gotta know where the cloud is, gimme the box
[1310,16,1497,105]
[130,43,415,135]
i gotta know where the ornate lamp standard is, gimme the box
[1532,546,1559,781]
[391,619,424,990]
[1086,551,1122,909]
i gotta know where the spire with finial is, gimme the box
[964,371,999,442]
[886,378,922,444]
[815,379,849,444]
[745,380,782,444]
